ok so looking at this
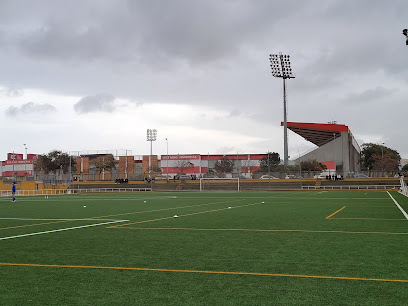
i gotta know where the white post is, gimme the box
[12,151,15,181]
[166,138,169,181]
[125,149,128,179]
[23,144,27,178]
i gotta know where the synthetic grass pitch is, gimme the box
[0,191,407,305]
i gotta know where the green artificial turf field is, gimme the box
[0,190,407,305]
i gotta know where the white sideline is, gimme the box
[387,191,408,220]
[0,220,128,241]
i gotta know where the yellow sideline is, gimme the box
[1,262,407,283]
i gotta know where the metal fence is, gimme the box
[0,187,152,197]
[7,168,404,184]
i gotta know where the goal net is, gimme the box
[199,178,240,191]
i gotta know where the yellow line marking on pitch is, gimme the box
[326,206,346,219]
[109,202,263,228]
[111,227,408,235]
[0,262,407,283]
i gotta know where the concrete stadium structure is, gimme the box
[289,122,361,175]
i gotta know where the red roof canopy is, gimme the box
[281,122,349,147]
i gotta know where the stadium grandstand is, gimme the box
[286,122,361,175]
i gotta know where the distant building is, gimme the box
[160,154,267,178]
[70,153,268,180]
[0,153,38,178]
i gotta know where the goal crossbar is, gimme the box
[199,177,240,191]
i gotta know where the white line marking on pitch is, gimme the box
[0,220,128,241]
[0,218,128,221]
[387,191,408,220]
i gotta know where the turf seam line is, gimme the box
[0,218,128,221]
[0,200,243,231]
[330,218,405,221]
[110,227,408,235]
[0,220,127,241]
[94,199,246,220]
[0,218,128,231]
[109,202,263,228]
[387,191,408,220]
[0,262,407,283]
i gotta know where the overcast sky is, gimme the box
[0,0,407,159]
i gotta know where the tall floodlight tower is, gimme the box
[269,53,295,168]
[147,129,157,180]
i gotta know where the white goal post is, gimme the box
[400,176,408,197]
[199,177,240,191]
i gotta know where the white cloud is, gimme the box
[0,87,24,97]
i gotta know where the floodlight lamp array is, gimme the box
[269,53,295,79]
[147,129,157,141]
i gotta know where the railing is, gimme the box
[0,185,402,197]
[301,185,400,190]
[0,188,152,197]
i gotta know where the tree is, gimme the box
[151,165,162,175]
[34,150,76,174]
[34,155,52,174]
[300,159,327,172]
[214,156,235,175]
[371,153,399,171]
[174,160,194,174]
[360,143,400,170]
[259,152,280,172]
[91,154,116,173]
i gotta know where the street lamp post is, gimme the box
[69,152,72,185]
[333,133,336,176]
[12,151,15,181]
[298,149,301,178]
[269,53,295,169]
[165,138,169,182]
[381,142,385,177]
[147,129,157,188]
[23,144,27,178]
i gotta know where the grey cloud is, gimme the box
[342,87,396,105]
[229,109,242,117]
[13,0,311,66]
[0,1,408,157]
[74,94,116,114]
[5,102,56,116]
